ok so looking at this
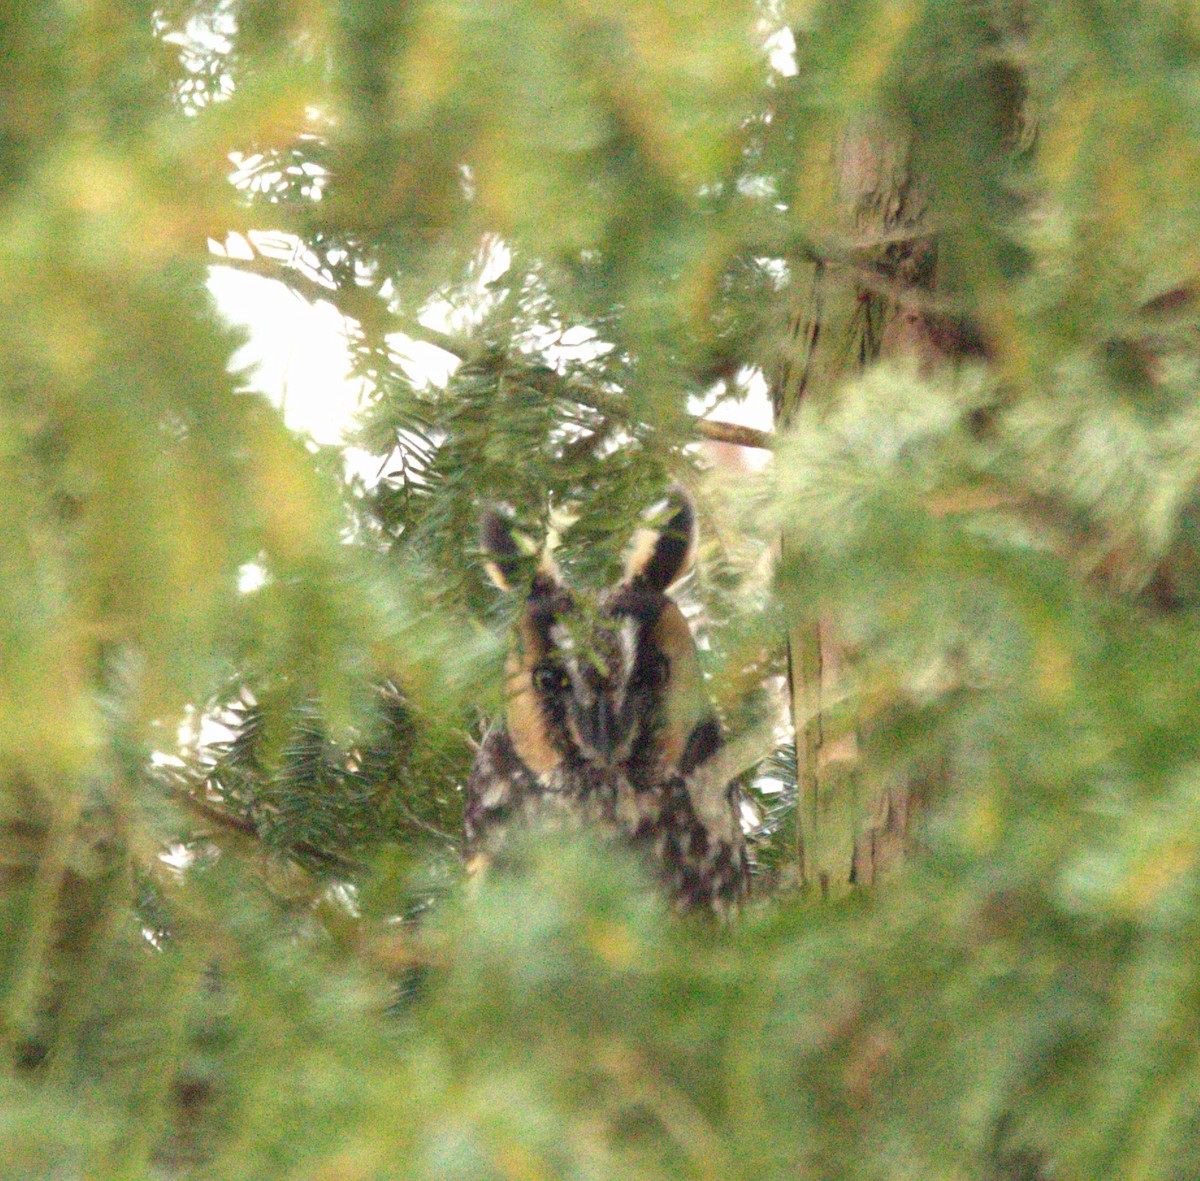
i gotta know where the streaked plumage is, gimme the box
[465,493,749,910]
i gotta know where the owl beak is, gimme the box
[580,697,620,763]
[593,698,615,759]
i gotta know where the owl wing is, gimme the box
[633,763,749,911]
[463,725,530,865]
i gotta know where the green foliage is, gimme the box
[6,0,1200,1178]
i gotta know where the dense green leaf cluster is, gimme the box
[5,1,1200,1178]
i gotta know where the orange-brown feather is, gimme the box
[503,617,561,777]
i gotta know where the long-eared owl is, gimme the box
[464,492,749,910]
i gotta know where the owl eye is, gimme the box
[532,662,568,694]
[635,650,669,690]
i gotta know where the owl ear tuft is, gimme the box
[480,509,522,591]
[480,509,560,593]
[624,489,697,593]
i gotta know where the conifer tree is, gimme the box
[4,2,1200,1179]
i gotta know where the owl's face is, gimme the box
[482,494,717,788]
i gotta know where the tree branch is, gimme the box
[695,419,774,450]
[217,249,778,453]
[213,250,467,360]
[161,780,368,877]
